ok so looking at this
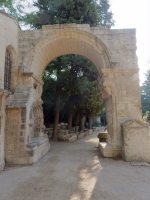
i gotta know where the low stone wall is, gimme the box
[58,129,94,142]
[6,137,50,166]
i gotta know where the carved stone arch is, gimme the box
[32,99,44,138]
[21,29,111,79]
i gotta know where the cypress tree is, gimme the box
[23,0,114,28]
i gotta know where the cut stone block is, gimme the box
[89,129,93,135]
[122,120,150,162]
[77,132,85,139]
[69,135,77,142]
[6,137,50,166]
[58,134,77,142]
[99,142,113,157]
[97,132,108,142]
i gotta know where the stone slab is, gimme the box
[99,142,113,158]
[122,120,150,162]
[69,135,77,142]
[77,132,85,139]
[130,162,149,167]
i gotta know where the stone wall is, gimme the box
[0,11,149,168]
[92,28,137,70]
[16,24,142,156]
[0,11,20,90]
[0,11,20,170]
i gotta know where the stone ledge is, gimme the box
[42,24,90,30]
[26,137,48,149]
[58,129,93,142]
[6,137,50,166]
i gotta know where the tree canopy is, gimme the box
[0,0,24,20]
[141,70,150,122]
[22,0,115,29]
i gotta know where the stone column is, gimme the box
[99,67,142,157]
[0,90,10,170]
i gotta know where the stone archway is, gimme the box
[5,24,149,165]
[20,27,110,77]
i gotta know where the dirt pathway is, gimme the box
[0,132,150,200]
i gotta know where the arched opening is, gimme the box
[41,54,106,140]
[4,45,17,92]
[23,29,111,142]
[21,29,110,78]
[4,49,12,91]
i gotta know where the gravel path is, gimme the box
[0,132,150,200]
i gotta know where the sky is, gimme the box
[109,0,150,84]
[23,0,150,84]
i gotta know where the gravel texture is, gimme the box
[0,132,150,200]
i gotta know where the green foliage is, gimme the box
[92,120,101,127]
[141,70,150,121]
[22,0,115,29]
[99,0,114,28]
[0,0,115,29]
[98,107,106,125]
[0,0,25,20]
[142,111,149,122]
[42,55,101,123]
[76,81,104,117]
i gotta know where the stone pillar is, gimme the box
[99,68,143,158]
[5,108,22,165]
[0,90,10,170]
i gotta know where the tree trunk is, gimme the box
[79,116,84,132]
[75,112,79,133]
[88,116,92,129]
[52,62,61,140]
[68,96,74,134]
[52,88,60,140]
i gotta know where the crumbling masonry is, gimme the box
[0,11,150,171]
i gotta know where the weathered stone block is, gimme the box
[122,120,150,162]
[69,135,77,142]
[99,142,113,157]
[97,132,108,142]
[84,129,89,136]
[77,132,85,139]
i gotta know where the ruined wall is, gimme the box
[16,24,142,156]
[0,11,20,90]
[92,28,141,154]
[0,13,146,165]
[92,28,137,70]
[0,11,20,169]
